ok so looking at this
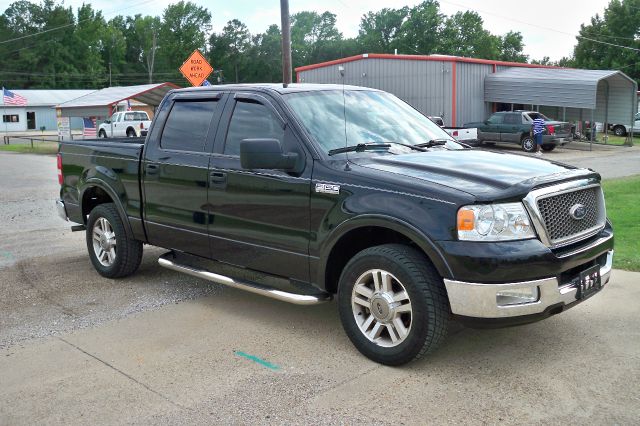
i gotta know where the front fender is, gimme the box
[316,214,454,285]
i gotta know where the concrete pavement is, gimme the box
[1,269,639,424]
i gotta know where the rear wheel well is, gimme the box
[324,226,419,294]
[82,186,114,223]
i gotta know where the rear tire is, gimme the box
[86,203,142,278]
[337,244,449,366]
[521,135,536,152]
[541,144,556,152]
[613,125,626,137]
[126,128,136,138]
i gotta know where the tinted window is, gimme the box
[224,101,284,156]
[487,114,503,124]
[504,114,520,124]
[161,100,218,152]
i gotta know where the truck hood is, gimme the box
[353,149,597,201]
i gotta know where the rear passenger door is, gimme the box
[500,113,523,142]
[142,93,224,257]
[207,93,312,281]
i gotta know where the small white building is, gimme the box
[1,90,93,132]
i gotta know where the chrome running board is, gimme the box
[158,253,332,306]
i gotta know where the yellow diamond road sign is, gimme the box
[179,50,213,87]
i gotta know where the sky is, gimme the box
[0,0,614,61]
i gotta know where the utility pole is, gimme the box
[280,0,292,86]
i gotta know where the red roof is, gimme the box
[295,53,560,73]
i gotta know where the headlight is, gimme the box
[457,202,536,241]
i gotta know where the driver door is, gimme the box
[207,93,312,281]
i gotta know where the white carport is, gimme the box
[55,83,179,118]
[485,68,638,146]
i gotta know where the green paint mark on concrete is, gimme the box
[234,351,280,371]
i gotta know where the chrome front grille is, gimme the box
[537,187,600,243]
[523,179,606,248]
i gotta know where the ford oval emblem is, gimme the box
[569,204,587,220]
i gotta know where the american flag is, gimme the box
[2,87,27,106]
[83,117,97,138]
[127,99,132,111]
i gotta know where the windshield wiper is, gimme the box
[328,141,427,156]
[415,138,450,148]
[328,143,391,156]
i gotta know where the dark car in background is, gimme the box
[466,111,572,152]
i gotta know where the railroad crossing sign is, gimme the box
[179,50,213,87]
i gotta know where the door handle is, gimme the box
[145,164,159,175]
[209,171,227,185]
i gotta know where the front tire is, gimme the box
[86,203,142,278]
[338,244,449,366]
[521,135,536,152]
[98,129,107,138]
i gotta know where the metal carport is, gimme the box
[485,68,638,145]
[55,83,179,118]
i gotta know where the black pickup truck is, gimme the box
[57,84,614,366]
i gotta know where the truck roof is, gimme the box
[171,83,381,95]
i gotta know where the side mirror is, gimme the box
[104,120,111,124]
[484,120,489,125]
[240,139,298,171]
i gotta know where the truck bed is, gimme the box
[58,138,145,232]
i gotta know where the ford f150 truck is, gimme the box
[98,111,152,138]
[57,84,614,366]
[465,111,572,152]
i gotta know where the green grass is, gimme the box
[598,134,640,146]
[0,142,58,155]
[603,175,640,271]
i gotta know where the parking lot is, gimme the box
[1,146,639,424]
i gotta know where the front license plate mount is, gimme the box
[576,264,601,300]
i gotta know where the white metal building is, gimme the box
[1,90,93,132]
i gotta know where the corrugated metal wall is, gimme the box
[455,62,494,125]
[298,58,455,126]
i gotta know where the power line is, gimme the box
[439,0,640,53]
[0,0,157,46]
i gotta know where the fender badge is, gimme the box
[315,183,340,195]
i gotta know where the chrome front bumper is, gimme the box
[444,250,613,319]
[56,199,68,221]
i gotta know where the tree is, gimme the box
[291,11,342,67]
[398,1,443,55]
[438,11,501,59]
[499,31,528,63]
[126,15,161,83]
[357,7,409,53]
[209,19,251,83]
[158,1,211,75]
[573,0,640,84]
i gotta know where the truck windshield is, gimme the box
[285,90,460,154]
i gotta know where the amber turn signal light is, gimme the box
[457,208,475,231]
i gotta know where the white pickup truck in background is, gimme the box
[428,116,479,145]
[98,111,152,138]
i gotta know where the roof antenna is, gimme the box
[339,65,351,171]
